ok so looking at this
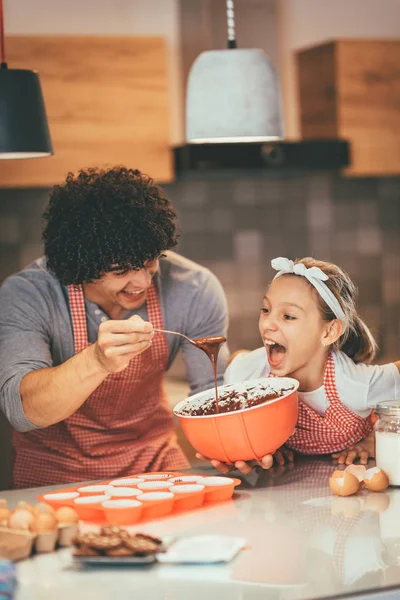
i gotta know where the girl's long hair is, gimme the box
[295,257,377,364]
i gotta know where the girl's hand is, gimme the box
[196,445,294,475]
[332,432,375,465]
[331,443,371,465]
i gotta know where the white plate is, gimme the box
[156,535,247,564]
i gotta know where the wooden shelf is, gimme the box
[297,40,400,176]
[0,36,173,187]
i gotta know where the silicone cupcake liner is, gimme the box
[169,484,205,511]
[137,473,175,481]
[108,478,145,487]
[169,476,204,485]
[73,495,111,521]
[105,486,143,498]
[41,492,79,508]
[102,499,143,525]
[77,485,110,496]
[137,481,172,492]
[202,477,242,503]
[139,492,175,519]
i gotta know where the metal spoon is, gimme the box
[153,329,226,351]
[153,328,197,346]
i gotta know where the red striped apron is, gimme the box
[285,353,374,454]
[12,282,189,488]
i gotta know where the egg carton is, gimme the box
[0,523,78,561]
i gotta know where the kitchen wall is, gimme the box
[1,171,399,359]
[277,0,400,138]
[170,172,400,361]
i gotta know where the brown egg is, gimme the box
[9,508,35,530]
[54,506,79,524]
[31,512,57,533]
[363,467,390,492]
[329,470,360,496]
[344,464,367,482]
[34,502,55,515]
[15,501,35,514]
[0,507,11,523]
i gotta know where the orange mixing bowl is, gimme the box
[173,377,299,463]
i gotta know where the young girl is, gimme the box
[197,256,400,474]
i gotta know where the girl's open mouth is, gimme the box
[265,340,286,368]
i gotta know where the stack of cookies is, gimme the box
[73,526,165,557]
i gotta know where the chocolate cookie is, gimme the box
[73,545,100,557]
[73,529,165,558]
[90,535,122,551]
[119,530,131,540]
[73,532,99,548]
[100,525,125,537]
[106,546,134,557]
[135,533,163,546]
[124,537,160,555]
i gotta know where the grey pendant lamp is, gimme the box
[186,0,284,144]
[0,0,52,158]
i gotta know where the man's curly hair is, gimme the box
[42,166,179,285]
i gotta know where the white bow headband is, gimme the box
[271,257,346,325]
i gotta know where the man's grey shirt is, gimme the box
[0,251,229,432]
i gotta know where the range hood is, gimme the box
[174,140,350,177]
[178,1,351,179]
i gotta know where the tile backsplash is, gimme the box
[170,172,400,364]
[1,171,400,363]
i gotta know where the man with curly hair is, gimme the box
[0,166,229,488]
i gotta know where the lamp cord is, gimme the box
[0,0,6,68]
[226,0,237,49]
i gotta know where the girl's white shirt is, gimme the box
[224,348,400,418]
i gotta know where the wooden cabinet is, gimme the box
[297,40,400,176]
[0,36,172,187]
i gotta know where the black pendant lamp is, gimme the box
[0,0,52,158]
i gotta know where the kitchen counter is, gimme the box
[2,458,400,600]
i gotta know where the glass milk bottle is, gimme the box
[375,401,400,486]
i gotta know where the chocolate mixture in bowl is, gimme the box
[178,383,295,417]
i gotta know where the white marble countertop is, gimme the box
[2,458,400,600]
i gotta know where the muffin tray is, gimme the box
[38,472,241,525]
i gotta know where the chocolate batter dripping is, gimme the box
[191,336,227,412]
